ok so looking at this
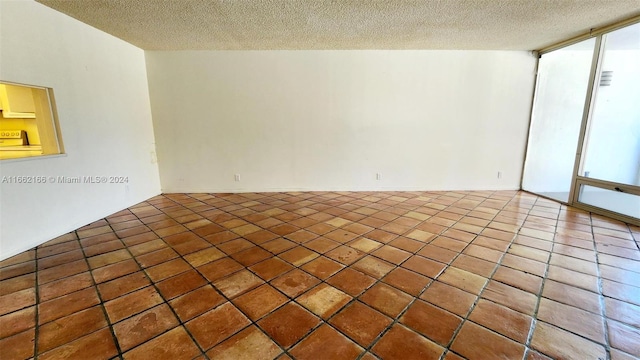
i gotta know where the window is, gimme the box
[0,81,64,160]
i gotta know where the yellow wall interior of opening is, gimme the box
[0,83,62,160]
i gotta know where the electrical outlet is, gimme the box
[234,174,240,182]
[376,173,382,181]
[497,171,502,179]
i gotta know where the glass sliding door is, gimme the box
[575,22,640,222]
[580,23,640,186]
[522,39,597,203]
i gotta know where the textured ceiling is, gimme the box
[36,0,640,51]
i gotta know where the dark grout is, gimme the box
[74,229,125,359]
[33,246,40,360]
[106,197,216,360]
[591,212,613,360]
[522,196,562,359]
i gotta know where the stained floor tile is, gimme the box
[169,285,225,322]
[494,265,543,294]
[300,256,343,279]
[39,327,117,360]
[325,245,366,265]
[360,283,413,317]
[113,304,178,351]
[605,297,640,329]
[352,256,395,279]
[206,325,282,359]
[481,280,538,315]
[0,306,35,339]
[122,326,201,360]
[289,324,363,360]
[297,283,352,319]
[542,279,601,314]
[531,321,606,360]
[468,299,532,343]
[104,286,163,323]
[270,268,321,298]
[213,270,264,298]
[372,324,444,360]
[326,268,376,296]
[156,269,207,299]
[400,300,462,345]
[329,301,392,347]
[233,284,288,321]
[186,302,250,350]
[98,271,151,301]
[537,298,605,343]
[421,281,477,316]
[608,319,640,356]
[0,328,35,359]
[257,302,320,348]
[37,305,107,353]
[0,288,35,316]
[382,267,431,296]
[451,321,525,360]
[39,287,99,324]
[438,267,487,294]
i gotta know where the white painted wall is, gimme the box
[0,1,161,260]
[146,51,536,193]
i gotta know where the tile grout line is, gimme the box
[591,212,612,360]
[436,190,532,360]
[33,246,40,360]
[74,229,126,359]
[633,223,640,251]
[521,198,561,359]
[113,197,220,360]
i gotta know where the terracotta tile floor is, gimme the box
[1,190,640,359]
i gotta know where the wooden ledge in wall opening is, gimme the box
[0,153,67,163]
